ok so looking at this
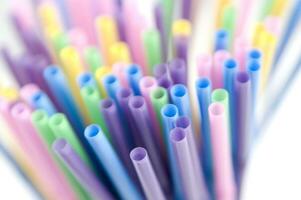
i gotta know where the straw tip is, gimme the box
[170,127,187,142]
[196,78,210,89]
[170,84,187,97]
[130,147,147,162]
[209,103,225,116]
[52,138,68,151]
[85,124,102,138]
[161,104,178,118]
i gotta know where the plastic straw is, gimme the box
[31,91,57,115]
[19,84,40,106]
[109,42,132,65]
[170,127,206,199]
[175,117,209,199]
[83,46,102,73]
[77,72,97,89]
[161,104,184,199]
[44,66,84,133]
[212,50,231,89]
[80,85,109,138]
[128,96,169,193]
[197,54,212,79]
[170,84,192,118]
[214,29,229,51]
[126,64,143,95]
[130,147,166,200]
[84,124,142,200]
[53,138,113,200]
[208,102,236,200]
[169,59,187,85]
[233,37,251,71]
[103,74,121,103]
[195,78,213,183]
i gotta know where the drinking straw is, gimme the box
[169,59,187,85]
[10,102,76,200]
[43,66,85,133]
[139,76,161,143]
[53,0,70,29]
[59,46,89,123]
[273,0,301,68]
[95,16,119,65]
[223,59,238,153]
[112,63,128,87]
[126,64,143,95]
[31,110,91,200]
[51,32,70,57]
[197,54,212,79]
[100,98,133,172]
[162,0,174,33]
[221,4,236,45]
[154,3,167,61]
[80,85,109,138]
[208,103,236,200]
[233,37,251,71]
[195,78,213,185]
[103,74,121,103]
[77,72,97,88]
[170,84,192,118]
[161,104,184,199]
[130,147,166,200]
[143,29,162,74]
[157,74,174,89]
[154,63,169,79]
[109,42,132,65]
[170,127,206,200]
[174,117,209,199]
[31,91,57,116]
[214,29,229,51]
[212,50,231,89]
[53,139,113,200]
[84,47,102,73]
[94,66,111,98]
[128,96,170,193]
[65,0,96,43]
[181,0,191,19]
[235,72,251,176]
[150,87,169,141]
[19,83,40,106]
[215,0,231,28]
[85,124,142,200]
[172,20,191,63]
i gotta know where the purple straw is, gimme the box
[154,3,167,61]
[169,58,187,85]
[128,96,170,194]
[130,147,166,200]
[181,0,192,19]
[174,36,189,64]
[53,138,113,200]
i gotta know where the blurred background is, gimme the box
[0,0,300,199]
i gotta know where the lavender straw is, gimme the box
[130,147,166,200]
[53,138,113,200]
[170,128,205,200]
[169,59,187,85]
[128,96,170,194]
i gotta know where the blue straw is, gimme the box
[77,72,97,88]
[103,74,121,103]
[31,91,57,116]
[247,59,261,107]
[170,84,192,119]
[84,124,142,200]
[214,29,229,51]
[195,78,213,191]
[126,64,142,95]
[43,66,84,133]
[160,104,184,199]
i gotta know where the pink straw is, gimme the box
[212,50,231,89]
[112,62,129,88]
[19,83,40,107]
[264,16,281,36]
[68,28,89,54]
[92,0,116,17]
[209,103,236,200]
[234,37,251,71]
[197,54,212,79]
[10,102,76,200]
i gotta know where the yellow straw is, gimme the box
[94,66,112,98]
[172,19,192,36]
[95,16,119,65]
[108,42,132,65]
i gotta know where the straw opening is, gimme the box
[128,65,138,75]
[118,88,131,98]
[83,86,95,95]
[50,114,64,126]
[130,147,147,161]
[248,60,260,71]
[162,104,177,117]
[129,96,144,109]
[141,77,156,88]
[32,110,46,121]
[152,88,165,99]
[85,124,101,137]
[105,75,117,84]
[225,59,237,69]
[172,84,186,97]
[196,78,210,88]
[237,72,250,83]
[175,117,190,128]
[212,89,227,101]
[170,128,186,142]
[209,103,224,115]
[53,138,67,150]
[249,49,261,59]
[101,99,113,109]
[32,92,43,102]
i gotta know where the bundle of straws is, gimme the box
[0,0,300,199]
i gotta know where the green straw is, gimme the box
[150,87,169,134]
[211,89,231,133]
[52,32,69,53]
[143,29,162,74]
[48,113,90,165]
[31,110,91,200]
[259,0,277,20]
[221,4,236,45]
[84,47,102,73]
[80,85,110,140]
